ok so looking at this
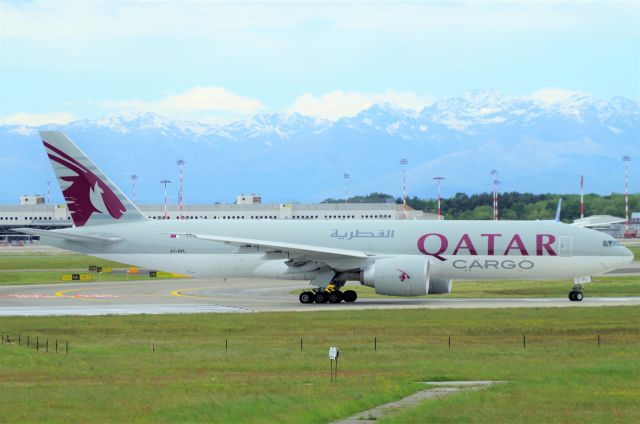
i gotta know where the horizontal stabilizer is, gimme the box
[13,228,122,245]
[168,233,371,259]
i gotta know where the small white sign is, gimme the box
[329,346,339,360]
[574,276,592,284]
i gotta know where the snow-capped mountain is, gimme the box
[1,91,638,205]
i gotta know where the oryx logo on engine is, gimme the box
[397,269,410,282]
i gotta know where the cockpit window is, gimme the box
[602,240,620,247]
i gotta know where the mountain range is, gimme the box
[1,90,638,205]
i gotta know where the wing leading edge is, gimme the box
[170,233,371,260]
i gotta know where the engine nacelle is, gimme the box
[428,278,453,294]
[362,256,429,296]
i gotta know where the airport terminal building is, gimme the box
[0,195,436,243]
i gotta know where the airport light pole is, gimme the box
[343,173,350,204]
[580,175,585,219]
[490,170,498,221]
[130,174,138,205]
[177,160,185,219]
[46,181,51,206]
[433,177,444,220]
[160,179,172,220]
[400,159,408,219]
[623,156,631,231]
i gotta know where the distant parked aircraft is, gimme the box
[17,132,633,303]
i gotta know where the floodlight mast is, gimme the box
[177,160,185,220]
[580,175,584,219]
[623,156,631,231]
[46,181,51,205]
[491,170,499,220]
[433,177,445,220]
[160,179,172,220]
[400,159,408,219]
[343,173,350,204]
[130,175,138,205]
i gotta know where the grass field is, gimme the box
[629,245,640,261]
[0,252,129,271]
[0,253,180,285]
[0,308,639,423]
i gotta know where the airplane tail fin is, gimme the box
[555,198,562,222]
[39,131,147,227]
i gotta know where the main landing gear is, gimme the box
[568,284,584,302]
[299,283,358,304]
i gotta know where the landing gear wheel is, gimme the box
[299,291,314,304]
[328,291,343,304]
[343,290,357,303]
[569,291,584,302]
[314,292,328,304]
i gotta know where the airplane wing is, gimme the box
[170,233,371,260]
[572,215,626,228]
[13,228,122,245]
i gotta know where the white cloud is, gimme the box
[102,87,264,120]
[290,90,435,120]
[529,88,586,104]
[0,112,76,126]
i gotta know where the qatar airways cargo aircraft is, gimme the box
[17,131,633,304]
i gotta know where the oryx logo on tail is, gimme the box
[44,141,126,226]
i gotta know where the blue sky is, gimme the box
[1,1,639,125]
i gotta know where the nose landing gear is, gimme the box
[568,283,584,302]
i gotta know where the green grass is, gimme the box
[0,271,169,285]
[629,245,640,261]
[0,253,129,271]
[0,253,182,285]
[0,308,639,423]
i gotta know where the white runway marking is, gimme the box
[0,304,247,316]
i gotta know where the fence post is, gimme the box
[37,337,39,352]
[374,337,377,352]
[300,338,303,351]
[18,334,21,346]
[523,335,526,349]
[56,340,58,353]
[597,334,600,348]
[46,339,49,353]
[66,341,68,355]
[448,335,451,349]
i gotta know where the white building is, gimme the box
[20,195,45,206]
[0,201,436,243]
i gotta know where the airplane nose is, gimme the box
[621,246,634,263]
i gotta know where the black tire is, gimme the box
[328,291,342,304]
[343,290,358,303]
[299,291,314,304]
[575,292,584,301]
[314,292,328,304]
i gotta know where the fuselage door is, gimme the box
[559,236,573,257]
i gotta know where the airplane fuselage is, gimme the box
[40,219,633,281]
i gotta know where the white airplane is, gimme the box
[17,131,633,303]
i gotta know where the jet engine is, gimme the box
[428,278,453,294]
[361,255,429,296]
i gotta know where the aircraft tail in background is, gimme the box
[39,131,147,227]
